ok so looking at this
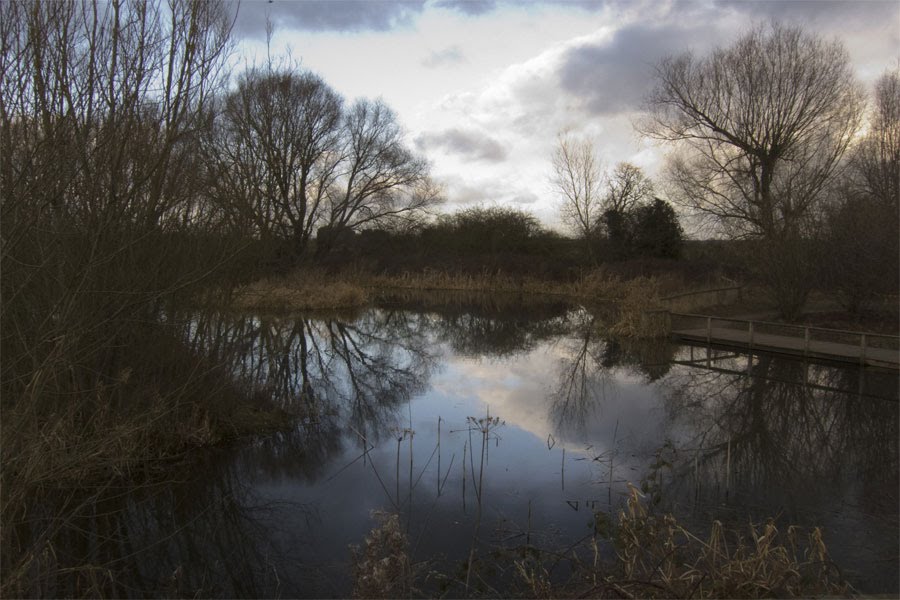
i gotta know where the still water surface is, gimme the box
[44,297,900,596]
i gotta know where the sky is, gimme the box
[230,0,900,230]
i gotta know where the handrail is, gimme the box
[660,285,743,302]
[670,311,900,341]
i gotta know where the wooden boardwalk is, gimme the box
[673,327,900,369]
[663,312,900,370]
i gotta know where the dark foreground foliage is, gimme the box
[351,486,849,599]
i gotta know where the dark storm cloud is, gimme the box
[422,45,466,67]
[232,1,426,38]
[718,0,899,28]
[556,22,724,116]
[416,128,508,162]
[555,1,898,117]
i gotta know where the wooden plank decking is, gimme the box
[673,326,900,369]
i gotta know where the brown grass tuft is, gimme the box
[350,511,416,599]
[574,484,849,599]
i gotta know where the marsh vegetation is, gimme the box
[2,1,898,597]
[4,301,897,596]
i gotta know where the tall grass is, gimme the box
[353,484,849,599]
[230,269,370,312]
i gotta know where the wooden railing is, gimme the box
[668,312,900,367]
[659,285,743,312]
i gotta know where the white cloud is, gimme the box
[237,0,899,228]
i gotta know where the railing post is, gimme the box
[804,327,810,357]
[706,316,711,345]
[748,321,754,350]
[860,334,867,366]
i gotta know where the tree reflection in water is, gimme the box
[17,307,442,597]
[547,311,677,439]
[656,346,899,589]
[543,325,897,591]
[659,348,898,501]
[15,304,898,596]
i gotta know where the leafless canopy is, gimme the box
[327,99,435,235]
[551,132,603,240]
[852,66,900,207]
[207,67,344,248]
[604,162,654,215]
[207,67,436,255]
[641,23,864,239]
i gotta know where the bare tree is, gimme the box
[208,67,343,254]
[824,66,900,313]
[642,23,864,318]
[1,1,237,593]
[551,132,604,244]
[852,66,900,208]
[604,162,654,214]
[209,71,436,257]
[319,98,435,253]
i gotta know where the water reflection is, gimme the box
[548,310,676,440]
[660,347,898,496]
[378,289,574,357]
[16,456,304,597]
[656,346,899,590]
[17,303,899,597]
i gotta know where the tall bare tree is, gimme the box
[1,1,236,593]
[824,66,900,313]
[319,98,435,253]
[1,0,235,400]
[208,67,343,253]
[853,66,900,208]
[209,71,435,257]
[642,23,864,318]
[551,133,603,257]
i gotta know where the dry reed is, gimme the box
[231,270,369,312]
[353,485,848,599]
[604,483,848,598]
[350,511,416,599]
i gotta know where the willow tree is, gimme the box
[209,69,434,259]
[319,98,436,254]
[208,68,344,253]
[642,23,864,318]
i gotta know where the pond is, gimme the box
[27,296,900,597]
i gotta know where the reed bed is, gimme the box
[229,266,678,324]
[231,270,370,311]
[353,484,849,599]
[365,267,675,303]
[595,484,848,598]
[227,267,683,341]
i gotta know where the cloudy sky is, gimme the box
[232,0,899,229]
